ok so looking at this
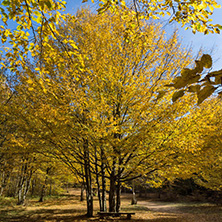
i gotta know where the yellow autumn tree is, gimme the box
[189,98,222,191]
[10,8,210,215]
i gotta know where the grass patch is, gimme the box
[0,196,17,207]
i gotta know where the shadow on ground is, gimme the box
[1,190,222,222]
[0,206,184,222]
[1,206,222,222]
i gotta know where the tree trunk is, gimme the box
[95,146,102,211]
[17,184,24,205]
[109,163,116,212]
[101,149,107,212]
[83,139,93,217]
[31,178,36,197]
[131,182,137,205]
[116,168,121,212]
[0,170,10,197]
[17,163,27,205]
[80,183,85,201]
[49,180,52,196]
[39,167,50,202]
[22,174,32,204]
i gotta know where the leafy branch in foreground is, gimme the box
[165,54,222,104]
[85,0,222,34]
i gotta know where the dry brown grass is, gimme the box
[1,189,222,222]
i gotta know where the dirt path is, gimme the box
[136,199,222,221]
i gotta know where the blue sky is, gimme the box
[67,0,222,71]
[0,1,220,71]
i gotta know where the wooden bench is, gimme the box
[97,211,135,219]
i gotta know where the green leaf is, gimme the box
[188,85,201,92]
[1,0,10,6]
[172,90,185,103]
[156,91,166,100]
[45,0,52,9]
[215,76,222,85]
[197,85,215,104]
[200,54,212,68]
[173,76,187,89]
[194,60,204,73]
[181,68,197,78]
[173,74,201,89]
[34,11,42,17]
[186,75,201,85]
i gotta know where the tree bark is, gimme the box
[80,182,85,201]
[39,167,50,202]
[0,170,10,197]
[109,161,116,212]
[17,184,24,205]
[116,166,121,212]
[101,149,107,212]
[131,181,137,205]
[31,178,36,197]
[17,162,27,205]
[95,146,102,211]
[83,139,93,217]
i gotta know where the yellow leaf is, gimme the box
[27,79,33,84]
[209,5,214,12]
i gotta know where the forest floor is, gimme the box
[1,188,222,222]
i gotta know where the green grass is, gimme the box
[0,196,17,207]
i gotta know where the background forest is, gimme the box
[1,0,222,219]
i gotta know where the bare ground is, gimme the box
[1,189,222,222]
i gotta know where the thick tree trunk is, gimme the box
[31,178,36,197]
[22,174,32,204]
[17,163,27,205]
[16,158,35,205]
[17,185,24,205]
[49,180,52,196]
[101,149,107,212]
[39,167,50,202]
[109,164,116,212]
[83,139,93,217]
[116,156,123,212]
[80,183,85,201]
[131,182,137,205]
[116,170,121,212]
[17,177,31,205]
[110,104,121,212]
[95,147,102,211]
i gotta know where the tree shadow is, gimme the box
[0,207,184,222]
[0,208,88,222]
[2,199,222,222]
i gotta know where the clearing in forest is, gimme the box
[1,189,222,222]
